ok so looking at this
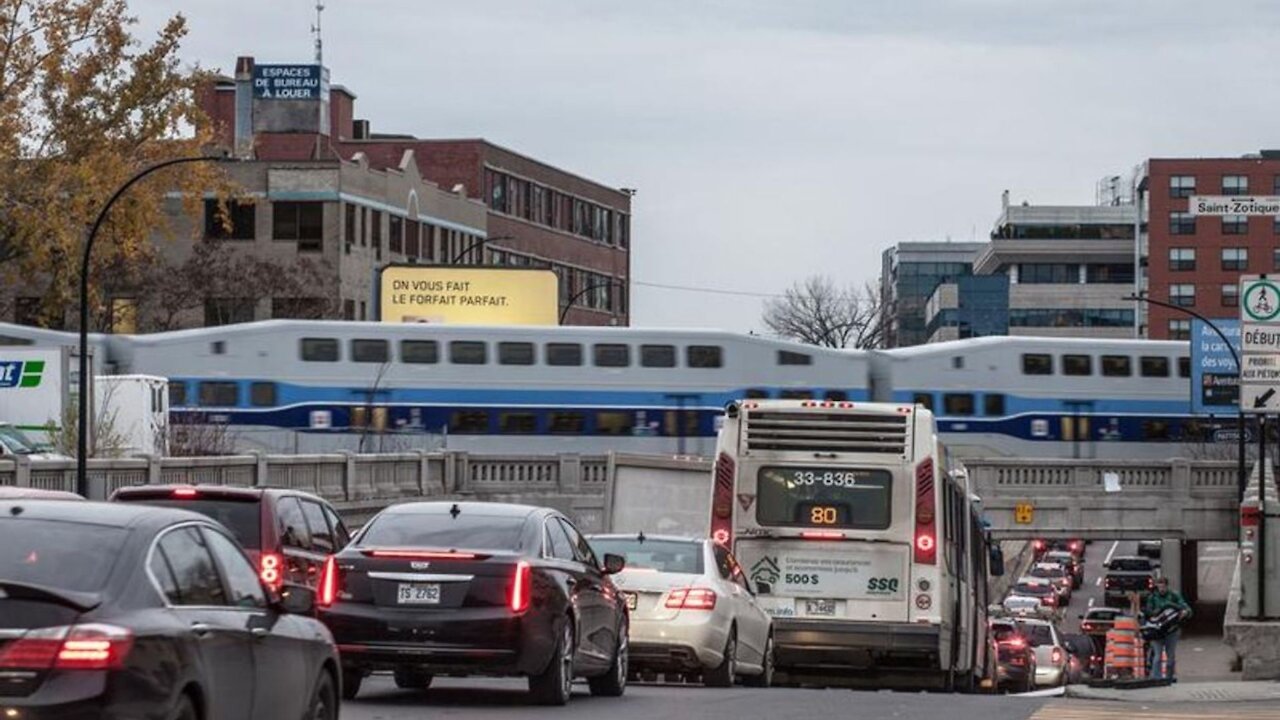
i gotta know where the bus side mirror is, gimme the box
[989,546,1005,577]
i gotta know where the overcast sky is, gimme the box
[137,0,1280,332]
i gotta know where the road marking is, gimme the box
[1087,597,1094,608]
[1095,576,1102,587]
[1031,704,1280,719]
[1103,540,1120,567]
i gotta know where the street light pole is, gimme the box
[449,235,513,265]
[77,154,227,497]
[559,280,626,325]
[1125,294,1246,502]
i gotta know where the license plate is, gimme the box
[622,592,637,611]
[396,583,441,605]
[804,599,836,616]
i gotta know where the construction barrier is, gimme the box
[1103,616,1145,680]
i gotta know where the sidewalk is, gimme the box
[1066,680,1280,703]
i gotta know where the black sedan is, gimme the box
[0,500,339,720]
[318,501,629,705]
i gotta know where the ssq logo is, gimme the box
[0,360,44,389]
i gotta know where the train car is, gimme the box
[873,336,1198,460]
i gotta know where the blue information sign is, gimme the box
[1190,318,1240,414]
[251,64,329,101]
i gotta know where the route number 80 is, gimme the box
[810,506,838,525]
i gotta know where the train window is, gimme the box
[951,356,964,370]
[779,389,814,400]
[400,340,439,364]
[448,411,490,434]
[744,388,769,399]
[1141,420,1171,440]
[943,393,974,416]
[594,344,630,367]
[663,410,700,436]
[777,350,812,366]
[594,412,634,435]
[211,341,226,355]
[169,382,188,407]
[824,390,849,402]
[249,382,277,407]
[640,344,677,368]
[198,382,238,407]
[1062,355,1092,376]
[1021,354,1053,375]
[450,341,487,364]
[546,343,583,366]
[548,412,586,434]
[687,345,723,368]
[300,338,339,362]
[498,342,536,365]
[1178,356,1191,378]
[1101,355,1132,377]
[351,339,389,363]
[499,412,538,434]
[912,392,934,410]
[1140,356,1170,377]
[984,393,1006,416]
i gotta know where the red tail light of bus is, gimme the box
[914,458,937,565]
[711,452,735,552]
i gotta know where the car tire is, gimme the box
[704,631,736,688]
[588,624,628,697]
[529,619,574,706]
[394,668,434,690]
[170,695,197,720]
[308,672,337,720]
[742,635,774,688]
[341,669,363,701]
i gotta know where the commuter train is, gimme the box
[0,320,1210,459]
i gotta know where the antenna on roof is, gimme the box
[311,1,326,64]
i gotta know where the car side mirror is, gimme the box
[989,546,1005,577]
[602,553,625,575]
[279,583,316,614]
[756,581,773,595]
[1102,561,1111,570]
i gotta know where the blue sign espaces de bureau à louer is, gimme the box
[251,64,329,101]
[1190,318,1241,414]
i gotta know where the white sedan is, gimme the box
[588,534,774,687]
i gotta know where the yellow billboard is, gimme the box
[378,266,559,325]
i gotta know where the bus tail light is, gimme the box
[913,458,936,565]
[711,452,735,552]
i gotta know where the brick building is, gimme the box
[1145,151,1280,339]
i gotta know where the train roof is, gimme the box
[880,334,1189,359]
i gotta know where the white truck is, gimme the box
[94,375,169,457]
[0,347,71,448]
[601,453,712,535]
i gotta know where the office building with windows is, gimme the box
[1143,151,1280,339]
[879,242,984,347]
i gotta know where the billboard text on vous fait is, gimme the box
[378,267,560,325]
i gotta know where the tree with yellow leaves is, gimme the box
[0,0,226,328]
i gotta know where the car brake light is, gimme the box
[914,458,936,565]
[666,588,716,610]
[1051,648,1063,665]
[260,552,283,591]
[802,531,844,540]
[172,487,198,498]
[1001,637,1026,649]
[363,549,479,560]
[0,624,132,671]
[317,555,338,607]
[510,560,532,613]
[711,453,735,552]
[1033,540,1045,551]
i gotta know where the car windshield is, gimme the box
[1014,583,1052,596]
[1016,622,1055,647]
[0,518,128,592]
[0,425,39,455]
[361,512,527,551]
[118,497,262,548]
[1087,609,1119,621]
[991,624,1020,642]
[1110,557,1152,571]
[588,538,704,574]
[1030,566,1064,577]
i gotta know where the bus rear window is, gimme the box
[755,467,891,530]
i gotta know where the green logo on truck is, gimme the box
[0,360,44,389]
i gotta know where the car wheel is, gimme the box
[170,695,197,720]
[704,631,736,688]
[394,668,434,690]
[588,624,628,697]
[529,619,574,706]
[341,669,363,701]
[308,672,337,720]
[742,635,774,688]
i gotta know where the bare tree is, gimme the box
[762,276,884,349]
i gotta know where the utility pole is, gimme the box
[312,1,325,64]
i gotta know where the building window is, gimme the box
[1221,247,1248,270]
[1062,354,1092,376]
[1169,284,1195,307]
[1021,353,1053,375]
[546,343,583,366]
[342,300,355,321]
[498,342,536,365]
[370,209,383,261]
[1273,248,1280,271]
[204,199,256,240]
[404,220,420,259]
[1223,175,1248,194]
[640,344,677,368]
[1222,284,1239,307]
[344,203,356,253]
[1140,356,1171,377]
[1170,212,1196,235]
[351,339,389,363]
[400,340,438,364]
[1101,355,1131,377]
[272,202,324,251]
[1168,248,1195,271]
[110,298,137,334]
[1169,175,1195,198]
[687,345,723,368]
[1167,320,1191,341]
[389,215,403,254]
[593,344,630,368]
[449,341,487,365]
[1222,215,1249,235]
[1017,263,1078,284]
[203,298,254,326]
[300,338,339,362]
[943,393,974,416]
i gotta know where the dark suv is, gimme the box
[111,485,352,594]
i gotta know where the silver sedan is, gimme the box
[587,534,774,687]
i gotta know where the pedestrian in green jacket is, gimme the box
[1143,577,1191,681]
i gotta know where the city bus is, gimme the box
[711,399,1003,690]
